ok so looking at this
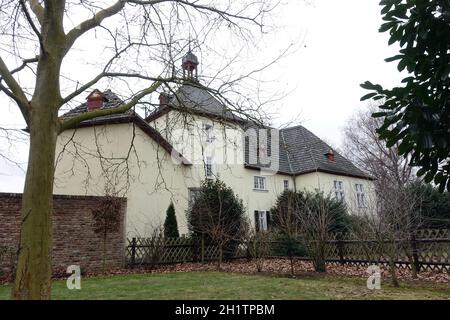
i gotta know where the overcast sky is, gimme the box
[0,0,404,192]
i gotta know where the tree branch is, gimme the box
[60,80,163,131]
[129,0,264,28]
[62,73,167,105]
[28,0,44,25]
[61,41,162,105]
[64,0,134,53]
[0,56,39,81]
[0,56,30,123]
[20,0,42,41]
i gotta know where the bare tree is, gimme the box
[342,102,417,190]
[296,191,346,273]
[344,102,426,283]
[272,190,347,274]
[91,189,124,273]
[141,226,166,269]
[0,0,284,299]
[246,228,271,273]
[270,190,301,277]
[349,184,422,286]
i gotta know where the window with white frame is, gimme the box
[254,176,266,190]
[205,157,213,178]
[202,123,214,143]
[283,180,289,190]
[333,180,345,202]
[355,183,365,208]
[255,210,269,231]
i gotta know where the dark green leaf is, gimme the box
[372,112,388,118]
[360,92,377,101]
[385,55,403,62]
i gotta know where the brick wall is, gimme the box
[0,193,127,278]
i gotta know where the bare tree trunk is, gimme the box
[103,230,107,273]
[217,246,223,270]
[388,256,399,287]
[386,237,400,287]
[314,242,327,273]
[289,255,294,277]
[12,108,58,300]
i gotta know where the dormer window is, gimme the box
[325,149,335,161]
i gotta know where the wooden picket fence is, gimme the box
[125,229,450,273]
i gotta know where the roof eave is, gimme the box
[294,168,375,181]
[244,164,293,176]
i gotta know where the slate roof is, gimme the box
[243,125,371,179]
[277,125,371,179]
[61,89,127,123]
[146,84,247,123]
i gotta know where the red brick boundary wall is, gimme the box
[0,193,127,278]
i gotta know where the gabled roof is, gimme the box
[279,125,371,179]
[146,84,247,124]
[60,92,191,166]
[243,125,371,179]
[61,89,127,121]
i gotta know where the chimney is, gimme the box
[325,149,335,161]
[159,92,169,107]
[86,89,104,111]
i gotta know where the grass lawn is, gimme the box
[0,272,448,300]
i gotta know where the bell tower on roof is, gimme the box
[181,49,199,81]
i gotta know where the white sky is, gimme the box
[0,0,404,192]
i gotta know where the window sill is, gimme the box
[253,189,269,192]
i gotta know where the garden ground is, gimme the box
[1,271,449,300]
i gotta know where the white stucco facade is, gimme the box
[54,108,376,237]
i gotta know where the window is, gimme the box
[254,176,266,190]
[283,180,289,190]
[355,184,365,208]
[333,180,345,202]
[202,123,214,143]
[254,210,270,231]
[205,157,213,178]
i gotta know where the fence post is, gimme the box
[411,234,420,273]
[337,237,345,265]
[201,234,205,263]
[130,237,137,268]
[192,236,198,262]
